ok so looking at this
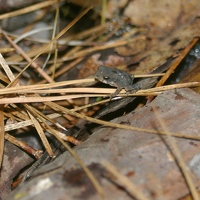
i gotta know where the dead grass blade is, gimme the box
[0,78,198,97]
[0,53,17,84]
[7,6,92,88]
[53,131,81,145]
[45,101,200,141]
[4,105,30,121]
[0,0,63,20]
[27,104,81,145]
[0,72,164,95]
[4,110,80,146]
[0,82,198,104]
[0,110,4,167]
[60,35,146,62]
[4,113,58,132]
[0,50,54,156]
[0,71,10,84]
[0,78,95,95]
[5,44,54,63]
[102,161,149,200]
[0,94,102,104]
[139,82,200,94]
[5,111,62,130]
[25,105,54,157]
[44,25,107,82]
[5,133,42,159]
[5,119,33,132]
[15,82,200,94]
[42,1,60,71]
[2,31,54,83]
[152,105,200,200]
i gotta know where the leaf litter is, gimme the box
[0,0,200,199]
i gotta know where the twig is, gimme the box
[156,37,199,87]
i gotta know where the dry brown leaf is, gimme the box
[124,0,181,37]
[7,88,200,200]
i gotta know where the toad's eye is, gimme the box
[103,76,109,79]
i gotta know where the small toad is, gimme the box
[95,65,136,98]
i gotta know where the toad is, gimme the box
[95,65,137,98]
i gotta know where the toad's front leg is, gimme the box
[109,86,122,99]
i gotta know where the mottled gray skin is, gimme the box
[95,65,136,97]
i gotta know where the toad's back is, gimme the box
[95,65,135,91]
